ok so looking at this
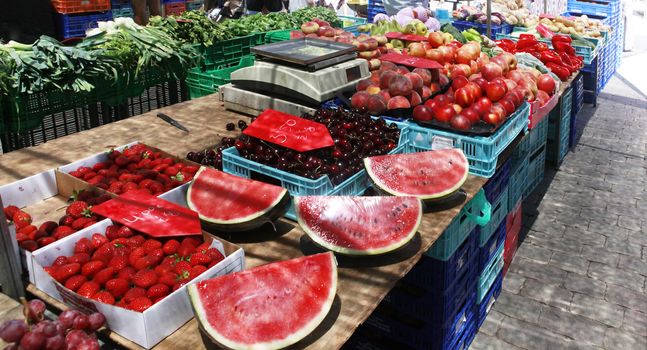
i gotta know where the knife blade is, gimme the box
[157,113,190,132]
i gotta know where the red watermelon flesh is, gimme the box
[295,196,422,255]
[187,167,290,232]
[188,252,337,350]
[364,148,469,199]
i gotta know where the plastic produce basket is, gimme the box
[202,35,258,69]
[51,0,110,14]
[525,144,546,197]
[56,11,112,39]
[367,0,386,23]
[477,242,504,303]
[477,273,503,328]
[406,102,530,178]
[185,0,203,11]
[452,20,513,39]
[186,56,255,99]
[567,0,621,18]
[483,159,511,204]
[479,186,508,246]
[478,219,506,271]
[527,112,549,156]
[339,15,367,35]
[112,6,134,18]
[222,121,408,220]
[264,29,296,43]
[164,2,186,16]
[507,150,528,209]
[547,87,573,141]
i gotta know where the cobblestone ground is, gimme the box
[470,96,647,349]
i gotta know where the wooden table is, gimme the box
[0,95,487,349]
[0,293,24,349]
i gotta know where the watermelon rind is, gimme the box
[364,149,469,200]
[188,253,338,350]
[187,167,291,232]
[295,196,422,256]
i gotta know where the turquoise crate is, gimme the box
[425,189,492,261]
[222,121,408,220]
[477,243,504,303]
[508,150,528,209]
[406,102,530,178]
[548,87,573,141]
[112,6,133,18]
[496,32,603,65]
[524,144,546,197]
[479,186,508,246]
[339,15,366,34]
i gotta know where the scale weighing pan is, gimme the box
[251,38,357,68]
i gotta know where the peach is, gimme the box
[366,85,381,95]
[305,33,318,38]
[379,70,398,89]
[405,73,424,90]
[387,96,411,110]
[379,90,391,101]
[420,86,432,99]
[389,75,413,97]
[380,61,397,71]
[363,38,379,51]
[290,30,305,39]
[413,68,432,86]
[395,66,410,75]
[317,26,335,37]
[301,21,319,35]
[351,91,370,110]
[366,94,388,115]
[358,50,378,59]
[355,78,372,91]
[370,71,381,85]
[368,59,381,70]
[409,91,422,106]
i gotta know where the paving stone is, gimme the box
[470,332,524,350]
[564,272,607,299]
[538,305,608,346]
[561,227,606,247]
[603,327,647,349]
[477,310,505,336]
[588,262,646,292]
[496,316,576,350]
[515,244,553,265]
[492,291,543,324]
[525,234,585,255]
[570,293,625,328]
[622,308,647,337]
[510,258,568,286]
[580,245,621,266]
[549,251,590,274]
[617,254,647,277]
[501,271,525,295]
[605,284,647,313]
[617,215,643,232]
[604,236,644,257]
[519,278,573,312]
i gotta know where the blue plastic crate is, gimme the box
[406,102,530,178]
[221,121,407,220]
[452,20,513,39]
[185,0,203,11]
[524,144,546,197]
[567,0,621,18]
[508,150,528,209]
[479,186,508,247]
[477,242,504,303]
[366,292,477,350]
[162,0,185,3]
[479,219,506,271]
[56,11,112,39]
[483,158,511,204]
[477,273,503,329]
[527,113,548,156]
[367,1,386,23]
[548,87,573,141]
[404,226,479,291]
[112,6,133,18]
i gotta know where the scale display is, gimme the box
[251,38,357,67]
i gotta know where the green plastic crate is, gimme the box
[264,28,295,43]
[186,55,255,99]
[203,35,258,68]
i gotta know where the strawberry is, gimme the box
[182,237,202,248]
[162,240,180,255]
[69,170,83,178]
[92,291,115,305]
[158,272,178,287]
[77,281,101,298]
[189,253,211,267]
[82,171,98,181]
[92,162,109,171]
[37,237,56,249]
[15,232,29,243]
[189,265,208,280]
[146,284,170,300]
[194,242,211,254]
[82,261,105,277]
[3,205,20,221]
[77,166,92,175]
[128,247,147,267]
[64,275,87,292]
[20,240,38,252]
[148,248,164,264]
[105,278,129,298]
[113,244,132,258]
[174,261,192,276]
[32,229,48,241]
[53,256,69,266]
[164,166,179,177]
[108,255,128,271]
[126,235,145,248]
[38,221,58,234]
[138,158,153,169]
[52,226,75,240]
[74,238,94,255]
[68,253,90,265]
[91,233,109,250]
[52,263,81,283]
[141,149,154,159]
[133,256,155,270]
[13,211,32,229]
[18,225,37,236]
[87,176,105,186]
[59,215,75,227]
[114,156,130,167]
[183,165,199,174]
[93,267,116,286]
[148,182,164,194]
[138,179,154,189]
[173,280,188,291]
[71,218,92,230]
[128,297,153,312]
[108,182,123,194]
[123,287,147,304]
[160,158,174,166]
[154,264,172,275]
[116,226,134,238]
[105,225,120,241]
[92,243,115,263]
[132,270,158,289]
[142,239,162,253]
[152,164,168,173]
[83,220,97,228]
[117,266,137,283]
[66,201,91,219]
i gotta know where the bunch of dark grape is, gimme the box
[0,299,106,350]
[186,109,400,185]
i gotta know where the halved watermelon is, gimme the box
[188,252,337,350]
[364,148,469,200]
[187,167,290,232]
[295,196,422,255]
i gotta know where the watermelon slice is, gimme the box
[188,252,337,350]
[295,196,422,255]
[364,148,469,200]
[187,167,291,232]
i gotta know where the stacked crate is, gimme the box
[51,0,112,39]
[111,0,134,18]
[163,0,186,16]
[546,87,573,166]
[367,0,386,23]
[570,73,584,148]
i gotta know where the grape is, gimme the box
[4,343,18,350]
[87,313,106,331]
[76,338,100,350]
[31,320,57,338]
[72,315,90,331]
[43,335,65,350]
[0,319,28,343]
[65,330,88,349]
[51,321,66,336]
[58,310,80,329]
[26,299,46,322]
[19,331,46,350]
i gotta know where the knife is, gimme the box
[157,113,190,132]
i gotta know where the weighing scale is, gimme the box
[223,38,370,115]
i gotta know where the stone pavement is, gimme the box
[470,95,647,349]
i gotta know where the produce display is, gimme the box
[66,143,198,195]
[536,15,610,38]
[3,192,111,251]
[295,196,422,255]
[188,252,337,350]
[44,225,224,312]
[186,167,290,232]
[369,6,440,32]
[365,149,469,200]
[453,2,537,27]
[0,298,106,350]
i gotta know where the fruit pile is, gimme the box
[67,144,198,196]
[0,298,105,350]
[187,109,401,185]
[44,224,224,312]
[3,192,111,252]
[351,62,446,115]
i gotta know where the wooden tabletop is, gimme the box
[0,95,487,349]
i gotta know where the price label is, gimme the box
[243,109,334,152]
[91,191,202,237]
[379,52,443,69]
[431,136,454,150]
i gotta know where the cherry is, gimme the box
[226,123,235,131]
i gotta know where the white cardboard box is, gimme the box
[32,219,245,349]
